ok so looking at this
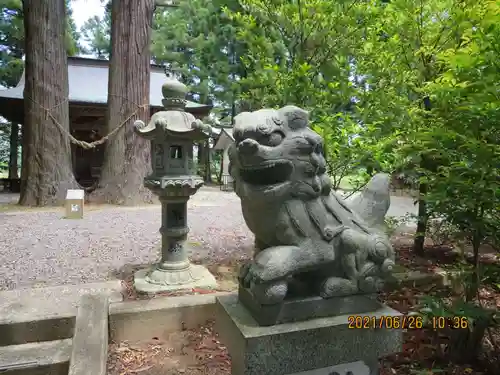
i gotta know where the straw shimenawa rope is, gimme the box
[28,97,148,149]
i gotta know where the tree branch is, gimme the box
[260,3,298,63]
[305,0,361,65]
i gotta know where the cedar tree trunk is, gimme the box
[19,0,78,206]
[8,122,19,179]
[92,0,155,205]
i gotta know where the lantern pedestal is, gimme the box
[134,265,216,293]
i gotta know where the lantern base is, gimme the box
[133,264,217,294]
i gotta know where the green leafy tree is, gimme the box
[0,1,24,179]
[414,3,500,354]
[424,0,500,299]
[151,0,245,108]
[354,0,483,253]
[0,0,25,87]
[0,0,81,90]
[79,0,111,58]
[225,0,368,188]
[65,0,83,56]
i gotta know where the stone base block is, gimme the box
[215,294,403,375]
[134,264,217,293]
[239,286,381,326]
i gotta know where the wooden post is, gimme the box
[8,123,19,180]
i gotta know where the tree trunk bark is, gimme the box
[91,0,155,205]
[8,122,19,179]
[413,182,427,255]
[466,230,482,301]
[19,0,78,206]
[413,96,432,255]
[20,123,27,194]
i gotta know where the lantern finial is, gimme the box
[162,77,188,110]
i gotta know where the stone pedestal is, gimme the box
[134,194,217,293]
[215,294,403,375]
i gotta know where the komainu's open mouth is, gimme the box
[239,160,293,186]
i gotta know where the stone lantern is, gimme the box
[133,77,217,293]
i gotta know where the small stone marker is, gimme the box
[65,189,84,219]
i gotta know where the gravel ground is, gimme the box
[0,187,415,291]
[0,187,252,291]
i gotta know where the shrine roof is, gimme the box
[213,127,234,150]
[0,57,212,111]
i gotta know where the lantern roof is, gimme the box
[134,79,213,141]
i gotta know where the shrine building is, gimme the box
[0,57,213,188]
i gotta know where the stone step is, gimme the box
[0,339,72,375]
[68,295,109,375]
[0,281,123,346]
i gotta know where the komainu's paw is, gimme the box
[320,276,359,298]
[250,281,288,305]
[358,276,385,293]
[239,260,288,305]
[369,235,395,266]
[240,261,268,288]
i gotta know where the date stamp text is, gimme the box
[347,315,423,329]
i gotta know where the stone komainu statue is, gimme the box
[228,105,396,306]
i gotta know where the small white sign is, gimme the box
[288,361,370,375]
[71,204,80,212]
